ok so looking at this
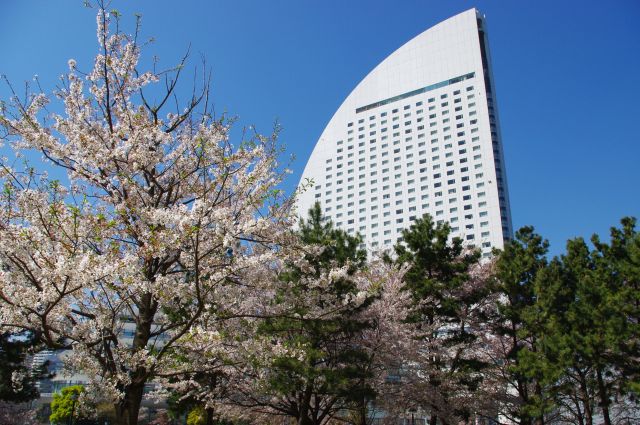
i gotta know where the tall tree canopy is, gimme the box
[0,6,295,425]
[488,226,550,425]
[219,203,377,425]
[391,214,491,425]
[488,219,640,425]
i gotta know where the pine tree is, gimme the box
[225,203,375,425]
[490,226,550,425]
[514,218,640,425]
[523,249,590,425]
[592,217,640,403]
[393,214,486,425]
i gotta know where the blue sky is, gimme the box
[1,1,639,255]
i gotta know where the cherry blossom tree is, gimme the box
[388,214,497,425]
[0,6,297,425]
[347,258,413,425]
[210,204,377,425]
[0,401,41,425]
[175,254,414,425]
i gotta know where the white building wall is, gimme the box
[297,9,512,255]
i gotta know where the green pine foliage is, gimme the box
[256,202,375,425]
[592,217,640,401]
[491,226,551,425]
[493,218,640,425]
[395,214,480,323]
[393,214,486,423]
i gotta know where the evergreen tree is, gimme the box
[512,218,640,425]
[49,385,85,425]
[528,250,597,425]
[393,214,486,425]
[555,218,640,425]
[226,203,375,425]
[490,226,550,425]
[592,217,640,403]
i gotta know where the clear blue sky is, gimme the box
[1,0,639,255]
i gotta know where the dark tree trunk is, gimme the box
[534,380,545,425]
[112,291,155,425]
[298,416,314,425]
[358,396,367,425]
[570,392,585,425]
[297,385,314,425]
[114,403,126,425]
[113,381,144,425]
[206,407,215,425]
[512,324,532,425]
[595,367,611,425]
[115,384,144,425]
[577,369,593,425]
[127,383,144,425]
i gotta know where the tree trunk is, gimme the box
[534,380,545,425]
[298,416,314,425]
[112,292,154,425]
[114,403,127,425]
[359,396,367,425]
[595,367,611,425]
[127,383,144,425]
[429,414,437,425]
[577,369,593,425]
[112,381,145,425]
[570,392,585,425]
[297,385,314,425]
[206,407,215,425]
[512,325,532,425]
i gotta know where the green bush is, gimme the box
[186,405,206,425]
[49,385,84,424]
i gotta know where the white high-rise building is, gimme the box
[297,9,512,256]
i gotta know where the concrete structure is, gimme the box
[297,9,512,255]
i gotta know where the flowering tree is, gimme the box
[0,6,296,425]
[347,258,413,425]
[206,204,377,425]
[0,401,41,425]
[389,214,496,425]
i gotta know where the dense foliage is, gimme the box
[484,219,640,425]
[217,203,377,425]
[50,385,85,425]
[0,5,294,425]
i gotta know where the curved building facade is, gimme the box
[297,9,512,255]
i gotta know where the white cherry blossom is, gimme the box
[0,7,299,425]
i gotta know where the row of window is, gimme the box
[355,75,475,113]
[312,81,503,252]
